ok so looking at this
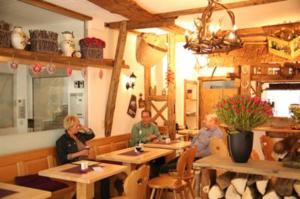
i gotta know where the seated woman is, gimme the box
[56,115,94,164]
[56,115,109,199]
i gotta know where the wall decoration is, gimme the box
[11,26,28,50]
[32,63,42,74]
[268,29,300,59]
[46,62,56,74]
[138,93,145,108]
[127,95,137,118]
[60,31,75,57]
[99,69,103,79]
[66,67,72,76]
[81,68,87,79]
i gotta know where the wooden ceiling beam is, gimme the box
[19,0,92,21]
[88,0,160,21]
[157,0,287,18]
[106,17,176,29]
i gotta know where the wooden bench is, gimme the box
[0,133,131,198]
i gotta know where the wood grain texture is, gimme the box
[0,47,129,69]
[143,141,191,150]
[20,0,92,21]
[0,182,51,199]
[193,155,300,180]
[104,21,127,137]
[167,33,176,140]
[157,0,286,18]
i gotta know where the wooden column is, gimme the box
[256,81,262,97]
[105,21,127,137]
[144,65,151,111]
[167,33,176,140]
[240,65,251,96]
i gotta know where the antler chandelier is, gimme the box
[184,0,243,54]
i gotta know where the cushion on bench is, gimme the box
[15,174,68,192]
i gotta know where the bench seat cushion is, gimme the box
[15,174,68,192]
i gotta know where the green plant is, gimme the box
[216,95,273,132]
[290,106,300,122]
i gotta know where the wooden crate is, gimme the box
[268,35,300,59]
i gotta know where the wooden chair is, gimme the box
[182,146,197,199]
[112,165,150,199]
[260,135,275,161]
[209,137,229,158]
[148,149,190,199]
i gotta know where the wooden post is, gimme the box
[104,21,127,137]
[240,65,251,96]
[167,33,176,140]
[144,65,151,111]
[256,81,262,97]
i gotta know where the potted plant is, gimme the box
[216,95,273,163]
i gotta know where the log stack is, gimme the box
[207,172,300,199]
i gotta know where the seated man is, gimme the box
[160,113,223,173]
[129,109,162,146]
[129,109,163,178]
[192,113,224,159]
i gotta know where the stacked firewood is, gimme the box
[207,172,300,199]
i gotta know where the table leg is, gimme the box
[194,169,201,198]
[76,182,94,199]
[122,163,136,175]
[200,168,216,199]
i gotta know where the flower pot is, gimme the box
[227,131,253,163]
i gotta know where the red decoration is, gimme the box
[32,63,42,74]
[99,69,103,79]
[10,61,18,70]
[166,68,175,85]
[79,37,106,48]
[66,67,72,76]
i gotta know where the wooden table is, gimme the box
[144,141,191,150]
[255,126,300,138]
[0,182,51,199]
[96,147,173,172]
[177,129,199,139]
[39,160,127,199]
[193,155,300,199]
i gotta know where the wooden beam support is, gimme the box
[105,21,127,137]
[106,17,176,30]
[20,0,92,21]
[157,0,287,18]
[167,33,176,140]
[88,0,160,22]
[240,65,251,96]
[144,65,151,111]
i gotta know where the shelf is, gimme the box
[0,47,129,69]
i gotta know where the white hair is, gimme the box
[206,113,219,122]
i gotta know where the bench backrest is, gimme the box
[0,133,130,183]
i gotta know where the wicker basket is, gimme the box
[29,30,58,53]
[80,45,103,59]
[0,21,11,48]
[0,29,11,48]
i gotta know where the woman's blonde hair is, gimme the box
[206,113,219,124]
[63,115,79,130]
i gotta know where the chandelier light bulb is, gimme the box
[233,24,237,31]
[228,32,236,40]
[209,24,220,34]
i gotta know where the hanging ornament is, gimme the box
[99,69,103,79]
[10,61,18,70]
[46,62,56,74]
[66,67,72,76]
[166,68,174,85]
[81,68,87,79]
[32,63,42,74]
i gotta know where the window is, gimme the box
[0,73,14,128]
